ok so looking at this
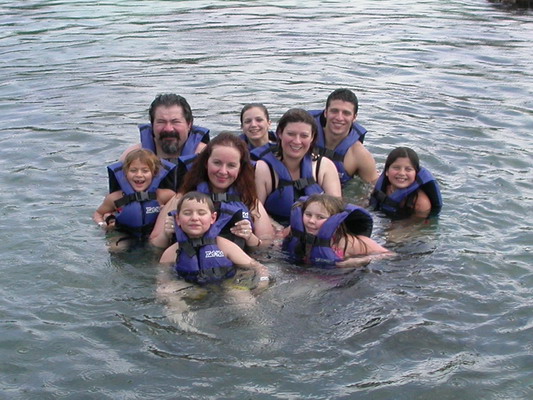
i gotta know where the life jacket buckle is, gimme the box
[293,178,314,191]
[134,191,151,202]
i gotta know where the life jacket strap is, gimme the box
[211,193,241,202]
[254,145,279,160]
[178,266,235,284]
[313,146,344,162]
[199,266,235,282]
[177,237,217,258]
[279,177,317,191]
[114,191,157,208]
[372,190,400,210]
[292,229,330,248]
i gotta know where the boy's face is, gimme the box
[177,199,216,238]
[126,159,153,192]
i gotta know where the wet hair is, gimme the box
[301,193,345,217]
[275,108,318,158]
[383,147,421,217]
[149,93,194,126]
[123,148,161,176]
[177,191,215,214]
[180,132,258,210]
[384,146,420,173]
[325,88,359,115]
[240,103,270,125]
[295,193,368,255]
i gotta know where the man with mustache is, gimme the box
[120,93,210,190]
[308,88,378,186]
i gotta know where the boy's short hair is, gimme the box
[176,191,215,213]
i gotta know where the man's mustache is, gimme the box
[159,131,180,140]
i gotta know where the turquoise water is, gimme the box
[1,0,532,398]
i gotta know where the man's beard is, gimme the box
[159,131,181,155]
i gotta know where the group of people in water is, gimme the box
[93,88,442,296]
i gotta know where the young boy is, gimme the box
[157,191,271,326]
[160,191,270,284]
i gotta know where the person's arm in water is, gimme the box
[93,191,122,231]
[413,190,432,218]
[159,242,179,264]
[344,235,389,257]
[335,235,393,268]
[217,237,270,292]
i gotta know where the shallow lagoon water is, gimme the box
[1,0,532,398]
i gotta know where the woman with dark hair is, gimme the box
[254,108,342,227]
[239,103,276,152]
[150,132,274,248]
[370,147,442,219]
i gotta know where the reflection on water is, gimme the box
[1,0,532,398]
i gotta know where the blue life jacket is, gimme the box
[259,152,324,226]
[370,167,442,218]
[308,109,367,185]
[196,182,253,248]
[137,124,208,191]
[176,153,198,173]
[239,131,277,151]
[249,140,280,163]
[138,123,210,158]
[241,132,278,166]
[283,198,373,268]
[163,153,198,192]
[107,159,175,238]
[172,221,235,285]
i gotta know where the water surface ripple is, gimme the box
[0,0,532,399]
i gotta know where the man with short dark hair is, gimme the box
[121,93,209,161]
[309,88,378,185]
[120,93,210,190]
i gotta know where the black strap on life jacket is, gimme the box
[278,177,318,192]
[177,237,217,258]
[114,191,157,208]
[291,229,330,248]
[210,193,241,203]
[372,190,400,210]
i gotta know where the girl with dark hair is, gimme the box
[370,147,442,219]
